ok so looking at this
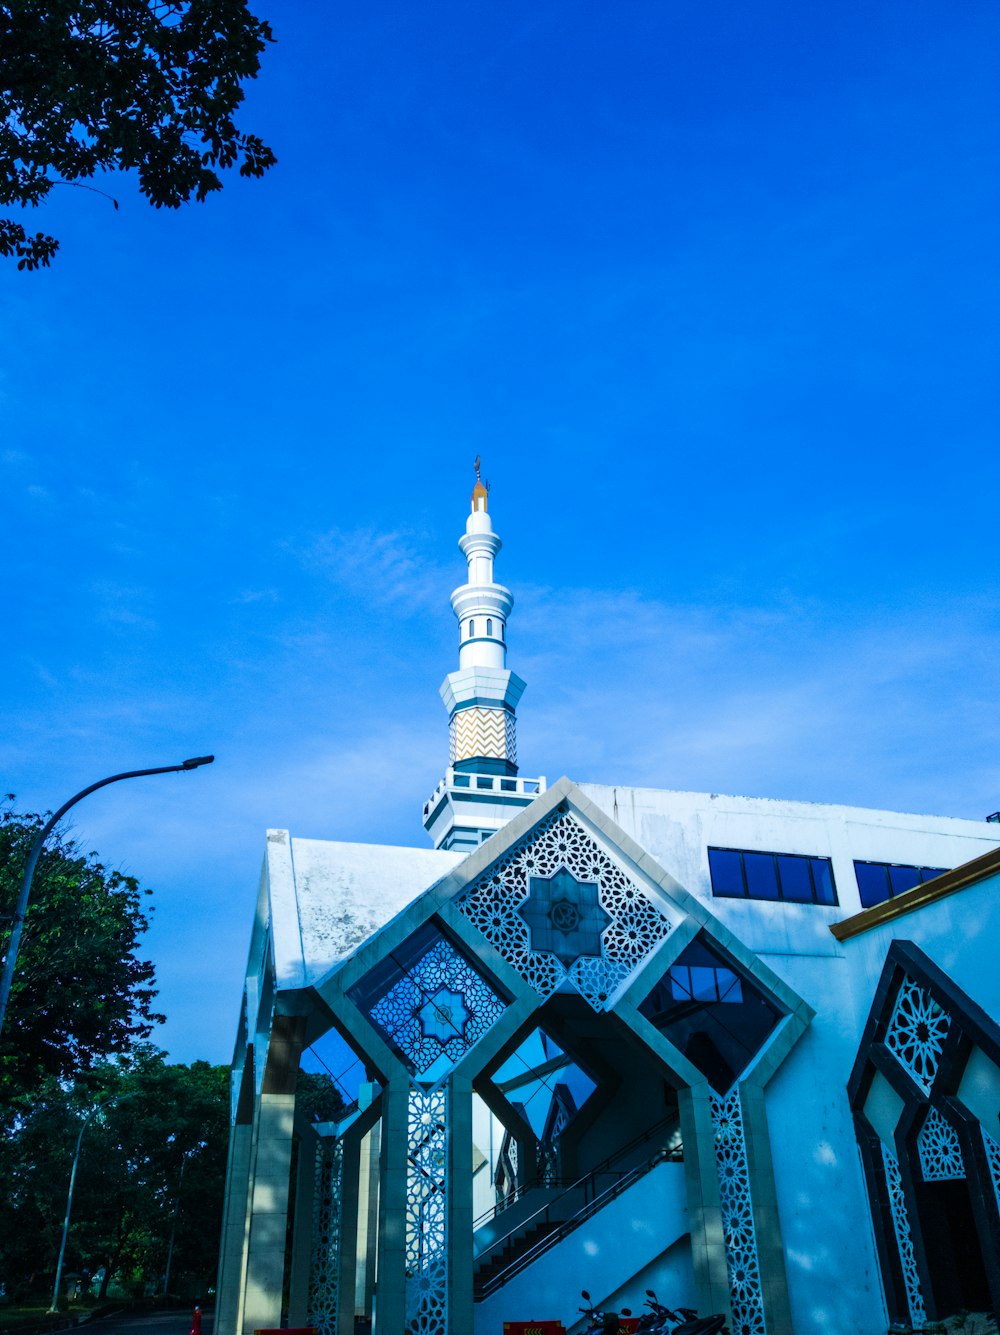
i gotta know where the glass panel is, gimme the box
[855,862,890,909]
[708,848,745,898]
[919,866,949,883]
[689,966,719,1002]
[301,1026,372,1120]
[743,851,780,900]
[453,774,471,787]
[809,858,838,906]
[670,966,692,1001]
[493,1027,597,1143]
[716,969,744,1004]
[889,865,922,897]
[641,934,781,1093]
[776,855,813,903]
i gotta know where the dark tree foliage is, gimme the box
[0,1048,230,1301]
[0,0,276,269]
[0,800,163,1110]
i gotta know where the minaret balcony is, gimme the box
[421,768,547,851]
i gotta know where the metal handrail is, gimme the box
[475,1143,682,1299]
[473,1110,678,1234]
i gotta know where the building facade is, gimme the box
[216,475,1000,1335]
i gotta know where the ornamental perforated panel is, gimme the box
[917,1105,965,1182]
[457,808,672,1010]
[881,1142,926,1329]
[983,1127,1000,1214]
[710,1089,766,1335]
[885,975,951,1094]
[406,1087,448,1335]
[366,931,505,1077]
[308,1136,345,1335]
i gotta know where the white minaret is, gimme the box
[422,461,545,851]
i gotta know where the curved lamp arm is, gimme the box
[0,756,214,1040]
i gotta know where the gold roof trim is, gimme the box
[830,841,1000,941]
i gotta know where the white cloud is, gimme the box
[291,525,452,613]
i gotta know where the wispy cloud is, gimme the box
[230,587,279,606]
[291,526,452,613]
[513,584,1000,817]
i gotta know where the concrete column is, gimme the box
[360,1121,382,1321]
[740,1084,794,1335]
[447,1076,475,1335]
[241,1014,308,1335]
[215,1052,256,1335]
[677,1084,731,1319]
[287,1126,318,1328]
[374,1078,410,1335]
[336,1126,363,1335]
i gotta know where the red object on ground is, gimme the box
[189,1308,202,1335]
[503,1323,565,1335]
[619,1320,640,1333]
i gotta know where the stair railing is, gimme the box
[473,1112,681,1295]
[473,1110,679,1233]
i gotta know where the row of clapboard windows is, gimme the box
[464,618,504,640]
[708,847,950,909]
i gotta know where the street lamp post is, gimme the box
[49,1097,116,1312]
[0,756,214,1042]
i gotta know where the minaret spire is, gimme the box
[421,463,545,851]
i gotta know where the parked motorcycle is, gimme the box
[579,1290,633,1335]
[586,1288,729,1335]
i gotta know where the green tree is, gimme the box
[0,799,163,1114]
[0,1049,229,1301]
[0,0,276,269]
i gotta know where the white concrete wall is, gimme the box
[579,783,995,927]
[576,785,999,1335]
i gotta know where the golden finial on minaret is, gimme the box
[472,455,489,512]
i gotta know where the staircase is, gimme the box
[472,1114,682,1301]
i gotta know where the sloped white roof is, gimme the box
[266,830,464,990]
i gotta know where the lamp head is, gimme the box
[181,755,215,770]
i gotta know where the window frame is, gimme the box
[852,859,950,910]
[708,845,839,906]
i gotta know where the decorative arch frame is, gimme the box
[848,940,1000,1328]
[306,778,814,1335]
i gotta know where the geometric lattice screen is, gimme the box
[457,807,675,1010]
[348,920,506,1085]
[916,1105,964,1182]
[884,974,951,1095]
[406,1087,448,1335]
[711,1088,767,1335]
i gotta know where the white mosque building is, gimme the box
[215,469,1000,1335]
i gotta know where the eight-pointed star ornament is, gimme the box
[518,866,612,967]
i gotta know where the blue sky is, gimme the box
[3,0,998,1064]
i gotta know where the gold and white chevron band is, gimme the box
[449,707,517,765]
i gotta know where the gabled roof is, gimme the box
[265,829,463,990]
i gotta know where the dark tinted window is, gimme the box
[853,861,950,909]
[810,858,838,906]
[708,847,838,906]
[744,851,780,900]
[776,855,812,903]
[707,848,744,898]
[640,934,781,1092]
[889,864,922,897]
